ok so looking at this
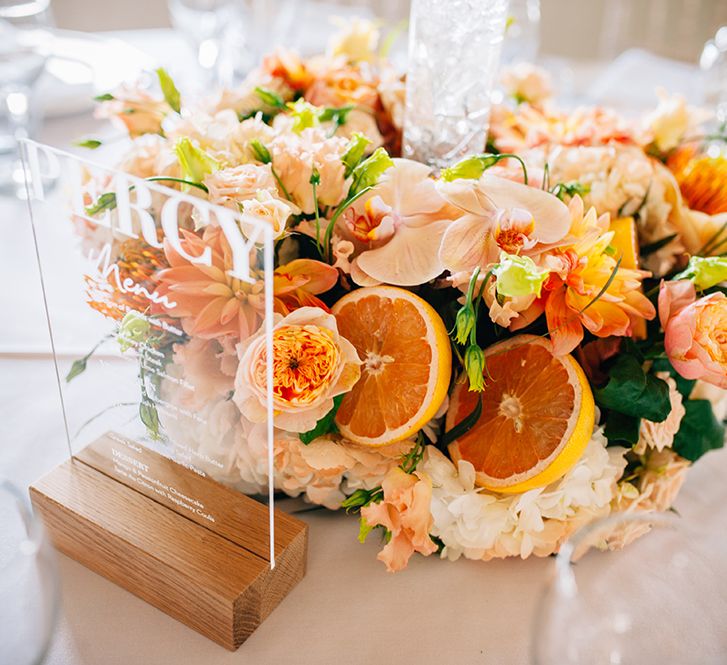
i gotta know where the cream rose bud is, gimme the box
[643,89,709,152]
[233,307,362,433]
[240,189,294,239]
[500,63,553,106]
[204,163,277,205]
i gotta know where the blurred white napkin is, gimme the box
[587,48,703,112]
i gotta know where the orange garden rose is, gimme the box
[233,307,361,432]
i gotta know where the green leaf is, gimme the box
[139,399,161,440]
[651,357,695,399]
[85,191,117,216]
[156,67,181,113]
[341,132,372,178]
[74,139,103,150]
[349,147,394,196]
[254,86,286,109]
[550,181,591,201]
[250,139,272,164]
[604,410,641,445]
[93,93,115,102]
[594,354,671,422]
[318,104,355,127]
[66,358,88,382]
[672,399,725,462]
[299,395,343,444]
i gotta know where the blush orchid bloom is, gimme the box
[436,174,572,284]
[338,158,458,286]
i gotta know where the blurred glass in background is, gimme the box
[700,26,727,123]
[0,0,52,196]
[0,480,59,665]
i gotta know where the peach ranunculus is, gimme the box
[204,163,277,207]
[437,173,572,287]
[304,58,380,111]
[96,83,169,138]
[155,226,338,341]
[539,196,656,355]
[337,159,457,286]
[659,280,727,389]
[233,307,361,432]
[360,467,438,572]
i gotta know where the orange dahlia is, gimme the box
[155,225,338,342]
[86,236,169,321]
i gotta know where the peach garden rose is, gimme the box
[233,307,362,432]
[659,280,727,389]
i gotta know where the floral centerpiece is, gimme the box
[74,21,726,572]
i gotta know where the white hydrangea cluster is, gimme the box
[420,428,628,561]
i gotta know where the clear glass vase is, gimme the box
[402,0,509,168]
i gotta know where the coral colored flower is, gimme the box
[233,307,361,432]
[262,49,313,92]
[155,227,337,341]
[659,280,727,389]
[338,159,456,286]
[541,197,655,355]
[273,259,338,314]
[360,467,437,572]
[304,59,380,111]
[437,174,571,280]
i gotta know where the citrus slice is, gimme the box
[332,286,452,446]
[446,335,595,494]
[609,216,646,339]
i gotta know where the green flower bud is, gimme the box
[492,253,549,298]
[673,255,727,290]
[118,311,151,352]
[454,302,476,345]
[250,139,272,164]
[174,137,219,183]
[440,155,494,182]
[342,132,372,178]
[464,344,486,392]
[350,147,394,195]
[287,99,320,133]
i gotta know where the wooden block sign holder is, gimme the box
[30,432,308,650]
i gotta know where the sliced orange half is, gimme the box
[609,216,646,339]
[332,286,452,446]
[446,335,595,494]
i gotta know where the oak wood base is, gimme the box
[29,435,308,650]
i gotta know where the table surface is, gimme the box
[1,29,724,665]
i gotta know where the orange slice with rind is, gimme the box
[446,335,595,494]
[333,286,452,446]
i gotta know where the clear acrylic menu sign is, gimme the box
[20,139,307,650]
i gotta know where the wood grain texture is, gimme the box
[30,452,307,650]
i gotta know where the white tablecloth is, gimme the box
[1,30,725,665]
